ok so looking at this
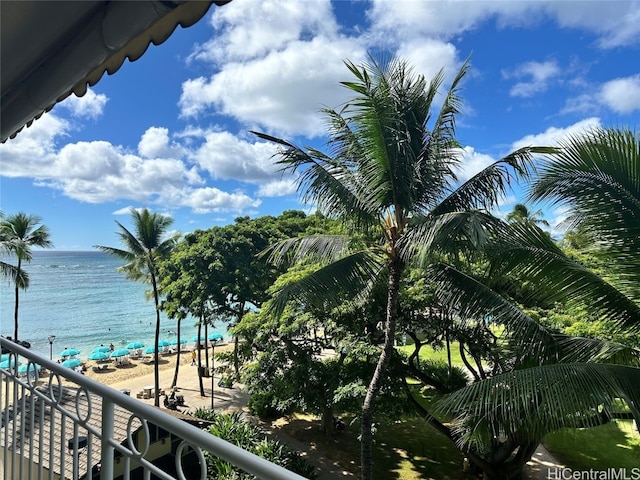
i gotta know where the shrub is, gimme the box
[420,359,468,392]
[247,392,283,420]
[189,409,316,479]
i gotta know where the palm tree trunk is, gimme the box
[13,257,21,340]
[233,301,245,375]
[361,259,402,480]
[152,273,161,407]
[204,322,209,370]
[197,320,205,396]
[171,318,183,388]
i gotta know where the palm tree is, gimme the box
[253,56,551,480]
[506,203,549,227]
[1,212,52,341]
[0,212,29,290]
[430,127,640,475]
[95,208,177,407]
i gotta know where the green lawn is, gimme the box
[543,420,640,470]
[280,414,467,480]
[397,342,465,367]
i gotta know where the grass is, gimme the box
[397,342,465,367]
[279,413,467,479]
[543,420,640,470]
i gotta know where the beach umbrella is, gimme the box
[191,336,206,343]
[59,348,80,357]
[170,338,187,345]
[110,348,130,358]
[143,346,157,354]
[0,354,10,362]
[208,333,224,341]
[92,346,111,353]
[18,363,41,374]
[62,358,82,368]
[156,340,171,347]
[126,341,144,349]
[0,358,22,368]
[88,351,109,361]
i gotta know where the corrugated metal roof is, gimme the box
[1,1,231,143]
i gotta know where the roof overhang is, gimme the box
[1,0,231,143]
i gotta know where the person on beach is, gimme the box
[191,350,197,366]
[109,343,114,351]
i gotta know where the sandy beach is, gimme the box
[78,343,249,412]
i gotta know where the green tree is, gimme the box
[0,212,29,294]
[253,56,549,480]
[505,203,549,227]
[1,212,52,340]
[431,127,640,475]
[160,211,327,393]
[237,264,408,434]
[95,208,177,407]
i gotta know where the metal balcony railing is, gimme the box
[0,338,307,480]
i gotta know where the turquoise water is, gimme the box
[0,251,229,360]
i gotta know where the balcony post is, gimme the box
[101,397,115,480]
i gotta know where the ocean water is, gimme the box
[0,250,229,360]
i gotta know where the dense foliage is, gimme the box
[189,409,317,479]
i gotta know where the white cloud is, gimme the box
[511,117,602,151]
[256,179,297,197]
[113,206,136,216]
[560,93,599,116]
[0,113,68,177]
[503,60,560,98]
[456,146,496,182]
[562,74,640,116]
[0,117,264,214]
[542,1,640,48]
[59,89,108,119]
[190,130,284,183]
[138,127,186,158]
[600,74,640,114]
[180,187,261,213]
[191,0,339,64]
[396,39,460,86]
[366,0,640,48]
[180,35,365,137]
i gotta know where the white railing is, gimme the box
[0,338,307,480]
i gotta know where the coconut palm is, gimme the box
[505,203,549,227]
[0,212,29,290]
[253,56,552,480]
[430,127,640,475]
[95,208,177,407]
[1,212,52,341]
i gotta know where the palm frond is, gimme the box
[554,334,640,366]
[434,146,557,215]
[402,211,502,263]
[435,363,640,449]
[529,127,640,293]
[490,222,640,333]
[0,261,28,288]
[425,262,556,361]
[267,250,385,317]
[251,131,379,229]
[262,235,353,268]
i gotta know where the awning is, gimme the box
[1,0,231,143]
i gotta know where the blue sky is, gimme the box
[1,0,639,251]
